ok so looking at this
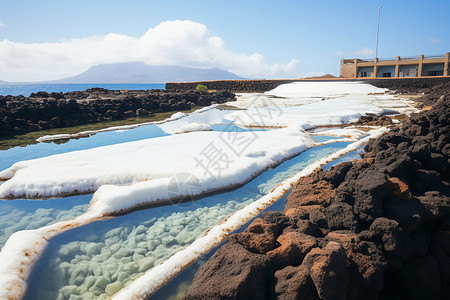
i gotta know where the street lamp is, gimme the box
[375,6,382,60]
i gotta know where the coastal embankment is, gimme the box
[166,77,450,93]
[182,81,450,299]
[0,88,235,138]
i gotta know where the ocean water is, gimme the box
[0,83,165,97]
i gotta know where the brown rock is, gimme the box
[229,218,279,254]
[274,264,319,300]
[387,177,412,201]
[294,219,322,237]
[284,205,323,220]
[267,232,317,269]
[369,217,412,260]
[305,242,349,300]
[309,208,328,229]
[260,211,293,233]
[323,202,359,232]
[353,169,389,222]
[383,198,423,234]
[183,242,272,300]
[417,190,450,221]
[285,172,336,210]
[326,231,387,300]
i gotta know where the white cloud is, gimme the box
[0,20,299,81]
[352,47,375,56]
[0,22,5,27]
[427,38,442,44]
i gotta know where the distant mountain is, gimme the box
[51,62,244,83]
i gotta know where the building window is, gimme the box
[426,70,443,76]
[382,72,391,77]
[359,71,371,77]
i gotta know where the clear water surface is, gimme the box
[24,142,351,300]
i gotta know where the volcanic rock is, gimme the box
[182,242,273,300]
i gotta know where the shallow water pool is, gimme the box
[24,142,350,300]
[0,194,91,250]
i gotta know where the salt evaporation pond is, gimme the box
[0,82,416,300]
[24,142,350,300]
[149,145,366,300]
[0,108,247,249]
[0,195,90,250]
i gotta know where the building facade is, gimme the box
[340,53,450,78]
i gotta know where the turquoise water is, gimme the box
[0,195,91,250]
[24,142,350,300]
[0,83,165,97]
[323,145,364,170]
[311,135,342,143]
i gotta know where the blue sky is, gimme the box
[0,0,449,81]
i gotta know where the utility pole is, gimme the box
[375,6,382,59]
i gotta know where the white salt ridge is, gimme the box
[0,127,313,200]
[225,97,386,128]
[112,127,389,300]
[310,127,374,139]
[88,126,313,216]
[230,81,392,108]
[157,106,228,134]
[227,82,417,127]
[268,81,387,98]
[35,109,193,143]
[174,122,212,134]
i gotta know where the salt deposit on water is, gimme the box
[113,129,388,300]
[0,127,314,200]
[0,82,417,299]
[23,142,354,300]
[174,122,212,134]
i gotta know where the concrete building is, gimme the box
[340,52,450,78]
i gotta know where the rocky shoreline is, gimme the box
[183,81,450,299]
[0,88,235,138]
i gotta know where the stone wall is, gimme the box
[167,77,450,93]
[166,79,301,93]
